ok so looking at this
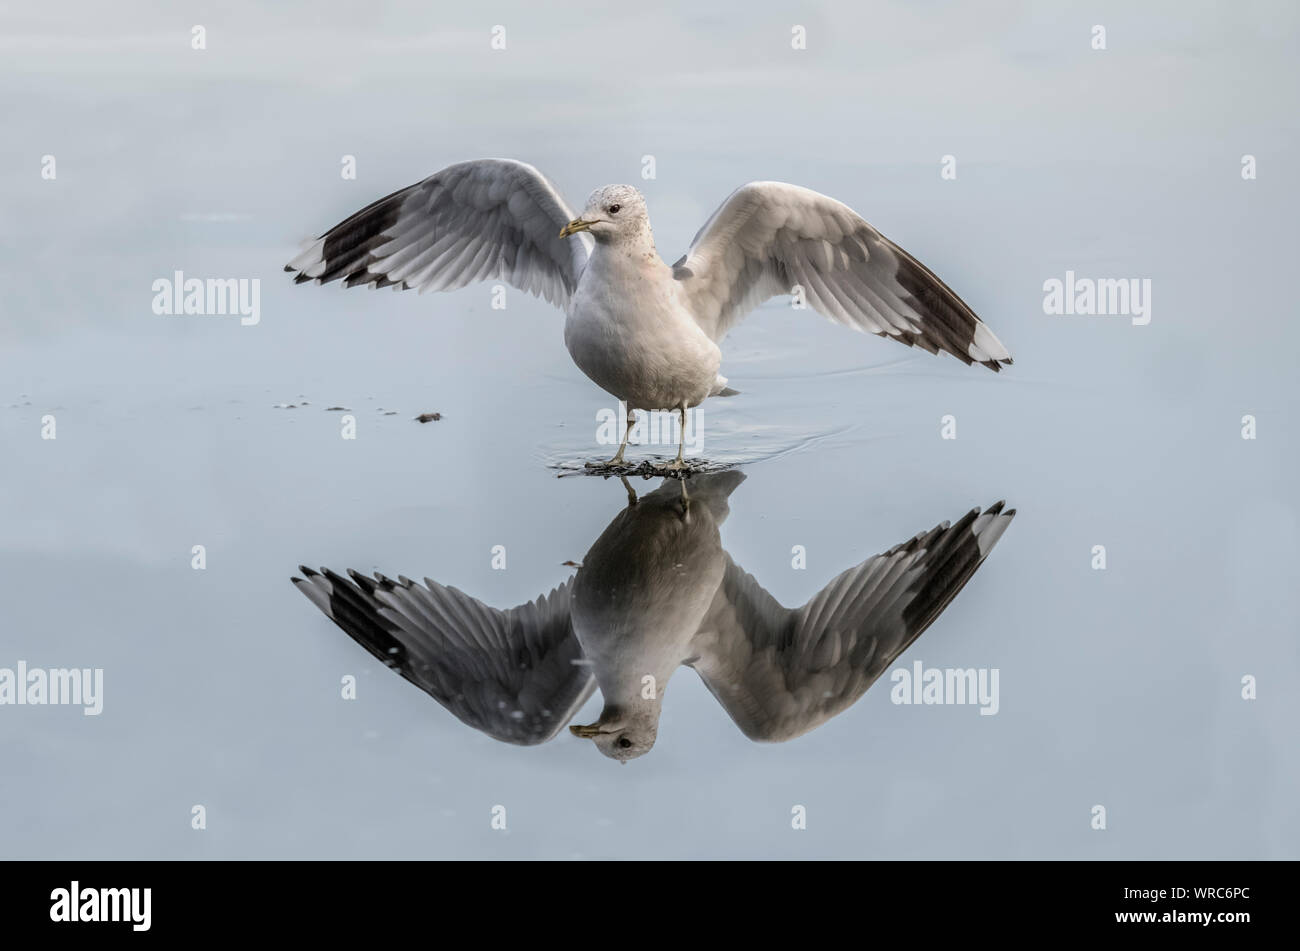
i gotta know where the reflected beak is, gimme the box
[569,723,604,738]
[559,218,594,239]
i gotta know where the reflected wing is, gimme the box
[689,502,1014,741]
[285,158,591,309]
[292,567,595,745]
[674,182,1012,370]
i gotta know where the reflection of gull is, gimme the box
[292,474,1014,762]
[286,159,1013,467]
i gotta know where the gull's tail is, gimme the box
[710,375,740,397]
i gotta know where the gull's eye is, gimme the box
[617,736,632,749]
[608,204,621,215]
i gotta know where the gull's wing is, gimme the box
[292,568,595,745]
[688,502,1014,741]
[285,158,592,309]
[674,182,1012,370]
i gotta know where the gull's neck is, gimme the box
[595,693,664,731]
[591,223,662,270]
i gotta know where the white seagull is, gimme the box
[286,159,1013,467]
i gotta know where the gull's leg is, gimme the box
[676,470,696,519]
[664,406,688,470]
[619,475,638,507]
[587,407,635,467]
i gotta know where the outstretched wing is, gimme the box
[292,567,595,745]
[285,158,591,309]
[688,501,1015,741]
[674,182,1012,370]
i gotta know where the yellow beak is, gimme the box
[569,723,603,737]
[559,218,593,239]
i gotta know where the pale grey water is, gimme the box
[1,1,1296,858]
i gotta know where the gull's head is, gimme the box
[559,185,650,245]
[568,703,658,763]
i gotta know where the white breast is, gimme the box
[564,250,721,411]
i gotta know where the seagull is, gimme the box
[286,159,1013,467]
[291,472,1015,762]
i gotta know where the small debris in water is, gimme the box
[325,406,349,412]
[415,412,442,423]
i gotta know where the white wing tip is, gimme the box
[969,321,1012,363]
[973,503,1016,558]
[286,239,326,276]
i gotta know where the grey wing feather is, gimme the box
[674,182,1012,370]
[292,567,595,745]
[688,502,1015,741]
[285,158,591,309]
